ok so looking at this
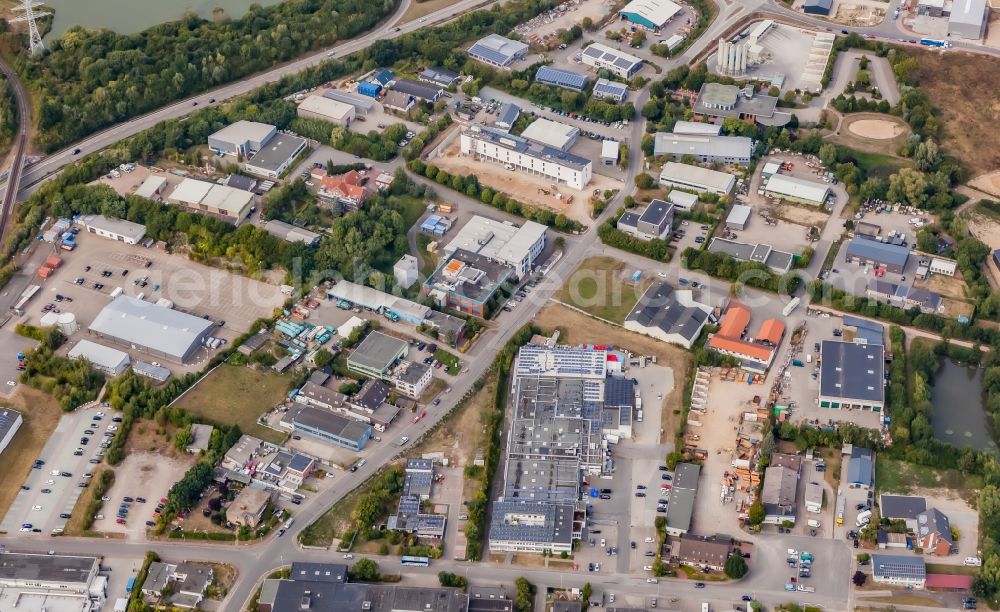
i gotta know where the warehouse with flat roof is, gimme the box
[593,78,628,102]
[520,118,580,150]
[468,34,528,68]
[845,238,910,274]
[763,174,831,206]
[79,214,147,245]
[654,133,753,165]
[818,340,885,412]
[444,215,547,279]
[88,296,214,363]
[297,94,355,126]
[347,331,409,380]
[0,408,22,457]
[659,161,736,195]
[323,89,377,115]
[168,178,256,225]
[263,220,321,246]
[534,66,589,91]
[67,339,130,376]
[243,132,307,180]
[665,462,700,535]
[208,121,276,158]
[948,0,988,39]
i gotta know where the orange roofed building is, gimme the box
[707,301,783,369]
[319,170,372,210]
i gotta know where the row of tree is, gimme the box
[681,247,801,295]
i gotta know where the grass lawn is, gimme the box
[432,348,461,375]
[415,233,440,279]
[63,467,112,537]
[925,563,980,576]
[875,457,984,501]
[975,200,1000,222]
[554,256,648,324]
[0,388,63,523]
[850,151,909,179]
[173,365,291,444]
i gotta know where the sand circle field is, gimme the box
[848,118,906,140]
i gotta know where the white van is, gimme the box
[806,354,813,364]
[856,510,872,526]
[807,519,821,528]
[964,557,983,567]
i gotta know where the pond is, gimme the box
[930,358,996,452]
[44,0,283,39]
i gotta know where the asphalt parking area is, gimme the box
[0,405,120,535]
[92,453,191,540]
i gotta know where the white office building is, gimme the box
[520,117,580,150]
[580,43,644,79]
[78,214,147,245]
[461,125,592,190]
[444,215,547,279]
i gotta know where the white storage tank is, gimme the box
[57,312,78,335]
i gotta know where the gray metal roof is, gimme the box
[80,214,147,243]
[132,360,171,382]
[0,552,97,585]
[949,0,986,25]
[638,199,673,226]
[917,507,952,543]
[419,67,460,87]
[289,562,348,583]
[848,447,874,486]
[0,408,21,445]
[819,341,885,404]
[845,238,910,268]
[323,89,377,111]
[464,125,590,170]
[654,132,753,160]
[880,495,927,521]
[762,465,798,507]
[246,133,306,173]
[292,405,371,444]
[489,500,575,545]
[666,462,700,533]
[496,102,521,128]
[392,78,442,101]
[625,281,708,344]
[842,315,884,346]
[348,332,408,374]
[264,220,321,245]
[89,296,213,362]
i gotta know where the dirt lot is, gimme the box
[912,271,969,302]
[970,171,1000,199]
[173,365,291,445]
[92,453,192,540]
[554,256,649,323]
[433,137,619,226]
[0,387,63,523]
[830,113,912,156]
[532,302,692,436]
[513,0,617,46]
[915,50,1000,176]
[965,208,1000,251]
[847,118,906,140]
[770,203,829,228]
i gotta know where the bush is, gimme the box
[724,554,748,579]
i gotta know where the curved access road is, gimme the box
[13,0,498,193]
[0,56,30,243]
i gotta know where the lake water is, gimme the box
[930,358,996,452]
[44,0,283,39]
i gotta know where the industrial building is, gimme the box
[444,215,547,279]
[618,0,682,31]
[263,220,321,246]
[79,214,146,245]
[580,43,644,79]
[242,132,307,179]
[347,331,409,380]
[134,175,168,200]
[616,199,675,241]
[495,103,521,130]
[419,66,461,87]
[394,254,419,289]
[392,78,443,103]
[818,341,885,412]
[725,204,752,230]
[520,117,580,151]
[168,178,256,225]
[623,281,711,349]
[844,238,910,274]
[707,302,784,369]
[297,94,355,126]
[871,555,926,589]
[948,0,988,39]
[88,295,214,363]
[664,462,701,535]
[842,315,885,346]
[707,238,794,274]
[593,78,628,102]
[208,120,276,158]
[653,132,754,165]
[673,534,733,570]
[384,91,416,113]
[461,124,592,190]
[286,404,372,451]
[802,0,833,15]
[0,552,104,612]
[672,120,722,136]
[534,66,589,91]
[658,161,736,195]
[468,34,529,68]
[601,139,619,165]
[763,174,831,206]
[322,90,378,115]
[424,249,514,317]
[762,465,798,523]
[488,344,621,554]
[879,495,927,531]
[667,190,699,209]
[867,280,943,314]
[929,257,957,276]
[67,339,130,376]
[0,408,22,457]
[694,83,791,126]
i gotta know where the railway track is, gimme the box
[0,56,30,247]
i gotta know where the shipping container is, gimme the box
[45,256,63,269]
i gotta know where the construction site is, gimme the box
[511,0,619,49]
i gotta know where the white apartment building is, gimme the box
[461,125,592,190]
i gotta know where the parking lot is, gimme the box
[0,404,121,535]
[672,219,714,253]
[833,454,874,542]
[91,452,192,539]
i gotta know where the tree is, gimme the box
[581,582,592,601]
[173,427,193,452]
[724,554,748,579]
[438,571,468,590]
[747,499,765,526]
[635,173,655,189]
[887,167,929,208]
[818,143,838,167]
[853,570,867,586]
[514,577,535,612]
[631,30,646,47]
[313,349,334,368]
[914,139,940,171]
[582,16,594,30]
[349,558,380,582]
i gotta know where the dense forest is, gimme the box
[0,73,16,159]
[13,0,398,151]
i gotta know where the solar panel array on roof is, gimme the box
[593,78,628,100]
[534,66,589,91]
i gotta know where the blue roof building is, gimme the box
[372,69,394,86]
[841,315,884,346]
[847,446,874,489]
[357,81,382,98]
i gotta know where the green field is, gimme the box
[851,151,909,179]
[554,256,648,324]
[875,458,983,505]
[173,364,292,444]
